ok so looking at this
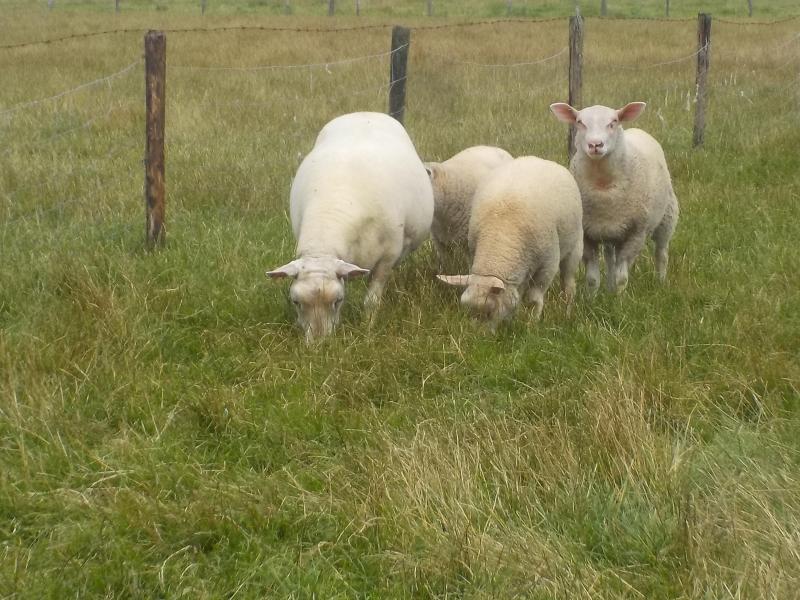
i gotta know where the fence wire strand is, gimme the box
[441,46,567,68]
[0,59,140,117]
[170,43,407,72]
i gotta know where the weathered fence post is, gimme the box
[568,15,584,159]
[145,31,166,248]
[600,0,607,17]
[48,0,54,9]
[426,0,432,17]
[665,0,670,17]
[355,0,360,16]
[506,0,512,16]
[328,0,334,16]
[388,26,411,124]
[693,13,711,148]
[284,0,291,14]
[201,0,207,14]
[747,0,753,17]
[115,0,119,12]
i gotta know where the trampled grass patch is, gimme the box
[1,2,799,598]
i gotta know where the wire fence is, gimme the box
[1,16,798,239]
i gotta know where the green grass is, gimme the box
[1,2,800,598]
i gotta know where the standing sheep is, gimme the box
[266,112,434,342]
[425,146,513,271]
[438,156,583,327]
[550,101,679,293]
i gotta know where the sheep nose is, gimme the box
[588,140,604,150]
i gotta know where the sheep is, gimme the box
[550,101,679,294]
[266,112,434,342]
[437,156,583,327]
[424,145,513,271]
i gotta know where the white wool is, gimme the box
[551,102,679,293]
[439,156,583,325]
[425,146,513,270]
[267,112,434,341]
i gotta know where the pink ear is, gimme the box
[266,261,301,279]
[617,102,646,122]
[436,275,471,287]
[550,103,578,124]
[335,261,370,280]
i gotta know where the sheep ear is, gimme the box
[266,260,302,279]
[617,102,646,122]
[335,260,370,280]
[424,163,439,180]
[437,275,471,287]
[550,103,578,124]
[489,284,505,294]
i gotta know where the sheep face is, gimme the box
[437,274,519,327]
[550,102,647,160]
[267,257,369,343]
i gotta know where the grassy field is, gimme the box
[2,0,800,18]
[1,1,800,598]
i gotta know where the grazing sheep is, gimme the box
[550,101,679,293]
[437,156,583,327]
[425,145,513,271]
[266,112,434,342]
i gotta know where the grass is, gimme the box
[3,0,800,18]
[1,1,799,598]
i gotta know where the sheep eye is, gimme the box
[609,120,618,128]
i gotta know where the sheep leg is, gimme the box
[526,260,558,321]
[583,237,601,295]
[652,195,678,282]
[364,259,393,314]
[603,243,617,292]
[614,230,648,292]
[559,242,582,308]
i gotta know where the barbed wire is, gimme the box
[0,59,140,117]
[170,43,407,72]
[716,14,800,26]
[0,16,597,51]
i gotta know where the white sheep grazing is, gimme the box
[550,102,679,293]
[437,156,583,326]
[266,112,434,342]
[425,146,513,271]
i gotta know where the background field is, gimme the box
[1,1,799,598]
[1,0,800,18]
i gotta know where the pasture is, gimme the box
[1,1,799,597]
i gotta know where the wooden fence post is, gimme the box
[355,0,360,16]
[568,15,584,159]
[115,0,119,12]
[506,0,512,17]
[201,0,206,14]
[665,0,670,17]
[145,31,166,248]
[600,0,607,16]
[284,0,291,14]
[388,26,411,124]
[328,0,334,16]
[693,13,711,147]
[747,0,753,17]
[48,0,54,9]
[426,0,432,17]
